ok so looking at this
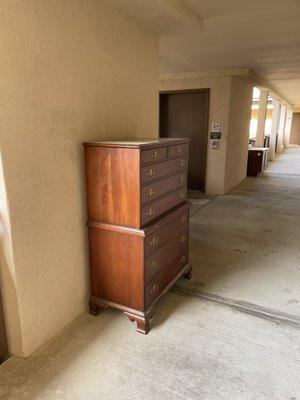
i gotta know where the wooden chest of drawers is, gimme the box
[247,147,269,177]
[84,138,192,333]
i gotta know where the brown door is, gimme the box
[160,89,209,191]
[0,286,8,363]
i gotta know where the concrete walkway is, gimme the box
[178,145,300,321]
[0,292,299,399]
[0,147,299,399]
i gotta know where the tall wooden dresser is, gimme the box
[83,138,192,334]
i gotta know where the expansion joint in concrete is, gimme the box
[173,285,300,328]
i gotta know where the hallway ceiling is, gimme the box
[111,0,300,105]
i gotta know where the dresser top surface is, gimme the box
[249,147,270,151]
[83,138,189,149]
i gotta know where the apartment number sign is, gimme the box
[210,123,221,149]
[210,123,222,140]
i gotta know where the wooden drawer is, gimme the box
[144,227,188,282]
[145,248,188,308]
[168,143,188,158]
[141,147,167,164]
[141,172,187,204]
[144,208,188,258]
[141,157,187,183]
[141,187,187,226]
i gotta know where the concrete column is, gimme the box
[255,89,268,147]
[283,107,293,147]
[269,99,280,160]
[276,104,287,154]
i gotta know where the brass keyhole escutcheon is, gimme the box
[149,236,158,246]
[153,151,160,159]
[147,188,156,197]
[151,283,159,294]
[179,192,185,200]
[177,146,182,155]
[180,255,186,264]
[147,168,157,177]
[147,208,156,217]
[179,175,184,183]
[178,160,186,167]
[181,216,187,224]
[180,235,186,243]
[150,260,159,270]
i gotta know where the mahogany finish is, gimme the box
[141,171,187,204]
[168,142,189,158]
[145,249,188,308]
[141,157,187,184]
[84,138,192,334]
[141,187,187,226]
[144,207,189,257]
[144,227,188,282]
[247,147,269,177]
[84,146,140,227]
[141,146,168,164]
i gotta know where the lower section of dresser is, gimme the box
[89,261,192,334]
[88,201,192,334]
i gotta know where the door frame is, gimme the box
[159,88,210,192]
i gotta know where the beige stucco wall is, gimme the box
[225,77,253,192]
[160,75,232,194]
[290,113,300,144]
[160,74,253,194]
[0,155,23,356]
[0,0,158,357]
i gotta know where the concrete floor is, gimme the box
[0,293,299,399]
[0,146,299,399]
[178,146,300,320]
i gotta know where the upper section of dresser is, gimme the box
[83,138,188,149]
[83,138,190,229]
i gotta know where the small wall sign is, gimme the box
[210,131,221,140]
[210,122,221,149]
[211,123,220,131]
[212,140,220,150]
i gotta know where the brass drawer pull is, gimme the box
[179,192,185,200]
[180,215,187,224]
[178,160,186,167]
[147,207,156,217]
[180,255,186,264]
[147,168,157,177]
[177,146,182,155]
[147,188,156,197]
[150,283,159,294]
[180,235,186,243]
[153,151,160,159]
[178,175,184,183]
[149,237,158,246]
[149,260,159,270]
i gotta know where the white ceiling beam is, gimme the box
[160,0,203,34]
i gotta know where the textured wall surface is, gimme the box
[160,74,253,194]
[0,0,158,357]
[290,113,300,144]
[225,77,253,192]
[160,75,232,194]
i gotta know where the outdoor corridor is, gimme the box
[0,147,299,400]
[179,145,300,320]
